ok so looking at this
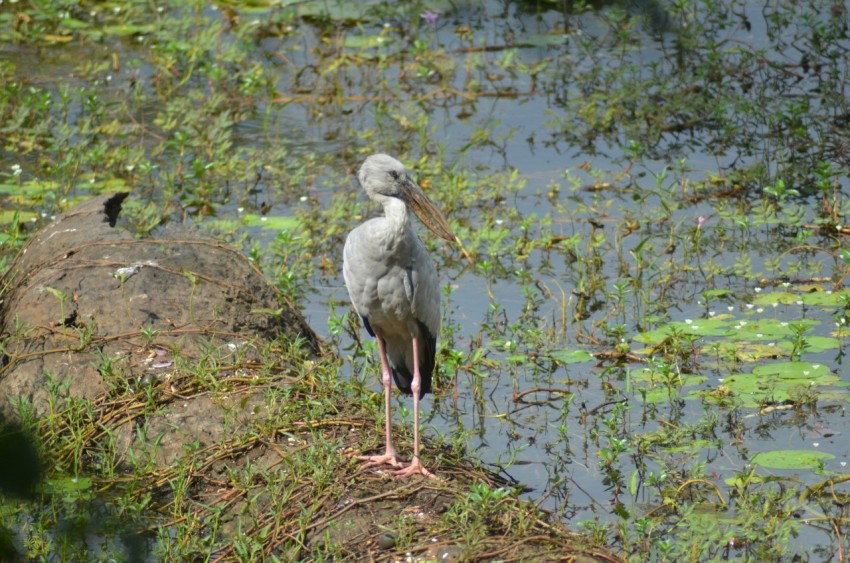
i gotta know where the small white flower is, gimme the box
[685,319,693,324]
[813,442,820,447]
[772,303,778,308]
[728,306,734,311]
[746,304,754,309]
[754,287,762,293]
[796,300,803,305]
[709,311,716,317]
[756,308,764,313]
[113,6,120,13]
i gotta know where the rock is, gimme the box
[0,193,319,463]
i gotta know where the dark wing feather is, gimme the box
[389,319,434,399]
[361,315,375,337]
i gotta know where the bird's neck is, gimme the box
[382,197,410,238]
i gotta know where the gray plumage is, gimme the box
[343,153,454,478]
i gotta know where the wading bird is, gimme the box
[343,154,455,478]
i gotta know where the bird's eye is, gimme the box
[389,170,400,181]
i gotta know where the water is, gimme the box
[4,0,850,556]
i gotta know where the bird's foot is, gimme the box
[392,458,438,480]
[357,452,403,469]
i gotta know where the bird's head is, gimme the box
[358,154,455,242]
[358,154,409,200]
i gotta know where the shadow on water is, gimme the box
[0,419,154,561]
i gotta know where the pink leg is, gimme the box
[358,332,401,468]
[393,336,436,479]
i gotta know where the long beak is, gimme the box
[402,177,455,242]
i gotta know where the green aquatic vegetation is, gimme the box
[3,0,850,560]
[709,361,843,409]
[750,450,835,471]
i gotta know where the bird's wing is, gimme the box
[408,236,441,340]
[343,226,375,318]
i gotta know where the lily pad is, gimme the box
[753,290,850,307]
[549,349,595,364]
[774,335,841,354]
[665,438,715,454]
[632,375,706,403]
[751,291,803,306]
[751,450,834,470]
[242,214,300,231]
[343,35,391,49]
[633,318,734,344]
[731,319,816,341]
[714,361,841,407]
[724,342,785,361]
[751,362,832,380]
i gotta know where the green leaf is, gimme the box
[751,450,834,470]
[714,361,842,407]
[732,319,816,341]
[549,349,594,364]
[242,214,300,231]
[751,361,832,380]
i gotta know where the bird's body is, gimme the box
[343,212,437,397]
[343,154,454,478]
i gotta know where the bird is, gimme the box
[343,154,455,478]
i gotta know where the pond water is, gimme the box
[282,1,850,555]
[3,0,850,557]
